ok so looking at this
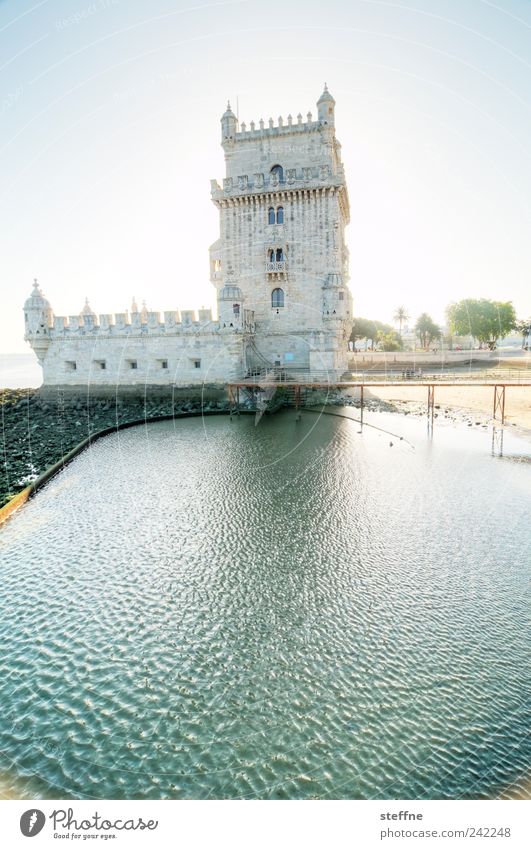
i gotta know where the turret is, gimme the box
[317,83,335,126]
[80,297,97,328]
[221,101,237,143]
[23,279,53,362]
[323,272,350,320]
[218,284,243,329]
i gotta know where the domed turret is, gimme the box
[80,297,95,317]
[323,272,343,288]
[323,272,350,320]
[80,297,96,328]
[24,279,54,361]
[219,284,243,300]
[317,83,335,125]
[218,283,243,329]
[221,101,238,142]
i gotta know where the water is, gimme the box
[0,353,42,388]
[0,410,530,800]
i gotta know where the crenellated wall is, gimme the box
[49,307,212,337]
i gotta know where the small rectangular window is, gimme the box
[94,360,106,370]
[193,359,201,369]
[65,361,77,371]
[161,360,168,369]
[129,360,138,370]
[339,291,344,301]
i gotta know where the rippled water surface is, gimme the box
[1,410,530,800]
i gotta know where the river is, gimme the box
[0,409,529,799]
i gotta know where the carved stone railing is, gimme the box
[265,261,286,274]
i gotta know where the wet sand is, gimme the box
[352,385,531,440]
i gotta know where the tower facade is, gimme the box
[210,85,352,376]
[24,87,352,392]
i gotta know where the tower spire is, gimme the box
[317,83,335,124]
[221,99,237,142]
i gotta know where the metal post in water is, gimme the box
[493,385,506,424]
[427,384,435,430]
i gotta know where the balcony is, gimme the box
[266,261,286,274]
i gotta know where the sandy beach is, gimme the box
[347,385,531,439]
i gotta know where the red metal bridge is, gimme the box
[228,374,531,425]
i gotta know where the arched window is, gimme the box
[276,206,284,224]
[276,248,284,262]
[271,288,284,308]
[270,164,283,182]
[233,303,240,316]
[268,249,275,262]
[268,207,275,225]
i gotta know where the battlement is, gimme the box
[211,162,346,201]
[221,85,336,148]
[47,308,218,338]
[234,113,325,139]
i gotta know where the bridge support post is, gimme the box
[360,385,364,427]
[427,384,435,426]
[493,385,506,424]
[294,384,302,420]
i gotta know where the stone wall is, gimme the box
[38,329,245,388]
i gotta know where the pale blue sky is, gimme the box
[2,0,531,351]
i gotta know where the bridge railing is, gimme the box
[348,369,531,384]
[239,368,531,386]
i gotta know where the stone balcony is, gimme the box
[266,261,287,274]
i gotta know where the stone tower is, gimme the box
[210,85,352,377]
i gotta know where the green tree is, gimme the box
[351,317,402,350]
[350,317,377,349]
[376,330,402,352]
[514,318,531,349]
[446,299,516,350]
[414,313,441,349]
[393,306,409,337]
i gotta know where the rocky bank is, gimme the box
[0,389,230,509]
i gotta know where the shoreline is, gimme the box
[0,388,233,514]
[2,384,530,512]
[341,385,531,444]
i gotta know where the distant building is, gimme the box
[24,87,352,391]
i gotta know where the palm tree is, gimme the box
[393,306,409,337]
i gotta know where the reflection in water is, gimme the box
[0,411,530,800]
[492,426,504,458]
